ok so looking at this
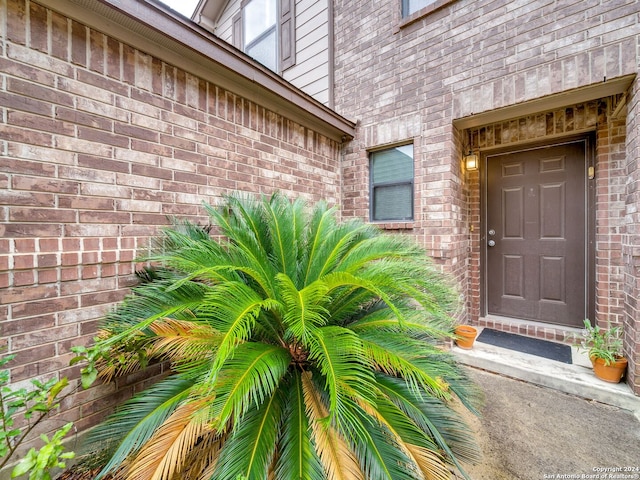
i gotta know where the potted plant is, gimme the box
[575,319,627,383]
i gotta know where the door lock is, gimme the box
[488,240,496,247]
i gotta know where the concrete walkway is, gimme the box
[452,337,640,479]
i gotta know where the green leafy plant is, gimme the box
[74,192,481,480]
[0,355,75,479]
[574,319,625,365]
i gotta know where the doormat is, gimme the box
[476,328,572,364]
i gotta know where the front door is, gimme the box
[485,140,589,327]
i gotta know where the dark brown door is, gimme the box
[486,141,587,327]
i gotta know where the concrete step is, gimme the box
[452,331,640,418]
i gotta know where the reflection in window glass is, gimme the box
[244,0,277,44]
[246,30,277,71]
[402,0,437,17]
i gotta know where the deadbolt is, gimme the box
[488,229,496,236]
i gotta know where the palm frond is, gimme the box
[327,395,417,480]
[376,374,481,476]
[200,281,277,382]
[262,192,304,282]
[321,271,407,325]
[275,371,325,480]
[148,319,220,376]
[367,344,443,396]
[348,307,453,343]
[212,383,285,480]
[203,196,277,292]
[301,371,364,480]
[175,431,224,480]
[125,398,211,480]
[84,376,195,479]
[306,326,376,426]
[359,393,451,480]
[302,208,375,285]
[97,279,209,354]
[209,342,291,431]
[277,274,329,343]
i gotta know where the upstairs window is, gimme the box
[402,0,437,17]
[233,0,295,73]
[370,144,414,222]
[244,0,277,71]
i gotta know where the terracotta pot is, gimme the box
[591,356,628,383]
[454,325,478,350]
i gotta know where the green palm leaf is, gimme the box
[306,326,375,426]
[377,374,481,477]
[209,342,291,431]
[278,274,330,343]
[212,384,285,480]
[274,371,324,480]
[347,402,421,480]
[200,281,278,383]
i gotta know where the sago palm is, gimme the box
[78,192,481,480]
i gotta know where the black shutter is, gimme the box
[279,0,295,70]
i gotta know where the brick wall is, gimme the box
[334,0,640,393]
[623,81,640,394]
[0,0,341,455]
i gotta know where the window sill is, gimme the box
[398,0,456,29]
[373,221,415,230]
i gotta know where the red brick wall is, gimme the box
[623,82,640,394]
[333,0,640,394]
[0,0,341,454]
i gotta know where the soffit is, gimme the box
[36,0,355,141]
[453,75,635,130]
[192,0,228,25]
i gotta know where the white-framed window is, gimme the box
[370,144,414,222]
[401,0,437,18]
[233,0,295,73]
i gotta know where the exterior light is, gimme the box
[465,152,478,171]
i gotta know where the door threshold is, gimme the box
[477,314,584,345]
[452,330,640,419]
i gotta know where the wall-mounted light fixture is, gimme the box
[463,130,478,171]
[464,151,478,171]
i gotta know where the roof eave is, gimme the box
[39,0,356,142]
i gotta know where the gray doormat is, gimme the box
[476,328,573,364]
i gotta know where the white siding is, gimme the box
[215,0,241,44]
[207,0,331,106]
[284,0,330,105]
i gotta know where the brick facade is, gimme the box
[1,0,640,461]
[0,0,342,457]
[333,0,640,394]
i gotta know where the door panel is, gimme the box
[486,141,587,327]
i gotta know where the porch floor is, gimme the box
[452,328,640,419]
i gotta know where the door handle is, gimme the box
[488,240,496,247]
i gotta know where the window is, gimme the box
[233,0,295,73]
[370,144,414,222]
[244,0,277,70]
[402,0,437,17]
